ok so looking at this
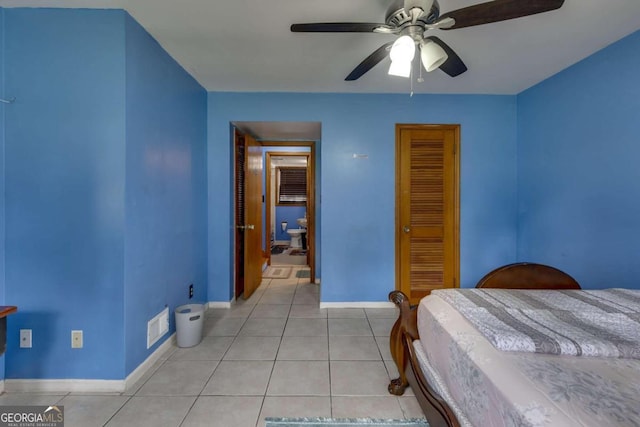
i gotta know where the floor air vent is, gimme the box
[147,307,169,349]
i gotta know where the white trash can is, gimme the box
[175,304,204,348]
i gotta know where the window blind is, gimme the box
[279,167,307,203]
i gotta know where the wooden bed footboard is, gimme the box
[388,290,459,427]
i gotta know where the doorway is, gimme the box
[232,122,319,301]
[265,151,311,267]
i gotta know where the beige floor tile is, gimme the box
[327,308,366,318]
[250,304,292,318]
[238,317,287,336]
[0,393,65,405]
[266,361,330,396]
[181,396,263,427]
[201,361,274,395]
[122,359,166,396]
[105,396,195,427]
[288,304,327,318]
[292,292,319,305]
[258,396,331,427]
[169,336,234,361]
[369,317,396,337]
[223,336,281,360]
[328,318,373,336]
[331,396,405,419]
[295,283,319,294]
[203,317,247,336]
[277,336,328,360]
[330,361,391,396]
[207,304,255,318]
[365,307,400,318]
[398,395,427,419]
[329,335,382,361]
[60,395,130,427]
[259,292,295,305]
[136,360,217,396]
[375,336,393,361]
[283,318,328,336]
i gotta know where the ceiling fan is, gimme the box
[291,0,565,81]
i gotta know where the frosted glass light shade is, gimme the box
[420,39,448,72]
[388,35,416,78]
[388,60,412,78]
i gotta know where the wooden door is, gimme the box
[243,133,263,299]
[396,124,459,304]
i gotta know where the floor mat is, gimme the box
[289,249,307,256]
[263,266,292,279]
[296,270,310,278]
[271,245,289,255]
[265,418,428,427]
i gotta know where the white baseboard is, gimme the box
[4,378,125,393]
[319,301,395,309]
[207,301,232,309]
[4,333,176,393]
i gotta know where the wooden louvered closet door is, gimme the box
[396,125,459,304]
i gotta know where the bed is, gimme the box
[387,262,640,427]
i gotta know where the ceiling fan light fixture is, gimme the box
[420,39,448,72]
[388,35,416,78]
[388,60,413,78]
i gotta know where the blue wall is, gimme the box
[1,8,207,380]
[517,30,640,289]
[0,9,5,380]
[4,9,127,379]
[208,93,518,302]
[123,15,207,375]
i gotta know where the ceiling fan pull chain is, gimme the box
[410,66,414,97]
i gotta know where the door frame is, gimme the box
[262,142,316,283]
[395,124,460,300]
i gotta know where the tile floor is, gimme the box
[0,266,425,426]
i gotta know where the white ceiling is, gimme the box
[1,0,639,94]
[234,121,321,142]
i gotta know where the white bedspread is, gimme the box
[417,292,640,427]
[431,288,640,359]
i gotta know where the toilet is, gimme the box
[286,228,305,248]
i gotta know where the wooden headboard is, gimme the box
[475,262,581,290]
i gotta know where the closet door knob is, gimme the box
[403,226,410,233]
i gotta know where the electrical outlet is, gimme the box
[71,330,83,349]
[20,329,32,348]
[189,284,194,299]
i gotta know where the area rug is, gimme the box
[271,244,289,255]
[265,418,428,427]
[263,266,292,279]
[296,270,310,278]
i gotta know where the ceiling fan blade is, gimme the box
[438,0,564,30]
[291,23,388,33]
[425,36,467,77]
[345,42,394,81]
